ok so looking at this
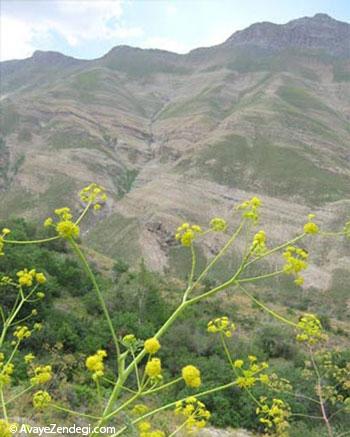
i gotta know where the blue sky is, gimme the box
[1,0,349,61]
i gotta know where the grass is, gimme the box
[0,102,20,136]
[277,86,334,113]
[85,213,141,264]
[192,134,350,204]
[48,130,100,150]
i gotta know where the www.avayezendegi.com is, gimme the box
[10,423,116,436]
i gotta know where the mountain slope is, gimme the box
[0,14,350,292]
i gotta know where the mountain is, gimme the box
[0,14,350,296]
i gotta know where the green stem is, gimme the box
[6,385,34,405]
[238,284,298,328]
[4,236,59,245]
[238,269,284,284]
[168,419,188,437]
[244,234,305,268]
[68,239,121,359]
[0,386,7,420]
[192,221,244,289]
[111,380,238,436]
[220,334,263,408]
[51,403,101,419]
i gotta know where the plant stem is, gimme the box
[68,239,121,360]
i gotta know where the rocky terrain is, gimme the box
[0,14,349,298]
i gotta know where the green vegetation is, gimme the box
[0,187,349,436]
[278,86,334,113]
[48,130,99,150]
[0,102,20,136]
[193,134,350,204]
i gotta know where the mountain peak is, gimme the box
[31,50,83,66]
[225,14,350,56]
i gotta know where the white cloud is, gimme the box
[0,0,143,61]
[0,16,37,60]
[165,4,177,16]
[141,37,190,54]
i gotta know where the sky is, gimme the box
[1,0,349,61]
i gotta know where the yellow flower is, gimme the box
[54,207,72,220]
[210,218,227,232]
[304,222,319,234]
[0,420,15,437]
[24,353,35,364]
[175,397,211,432]
[31,365,53,385]
[2,228,10,235]
[56,220,80,239]
[182,365,201,388]
[13,325,31,341]
[144,338,161,354]
[44,217,53,227]
[33,390,51,409]
[304,214,319,234]
[79,183,107,209]
[17,268,35,287]
[207,316,236,337]
[132,404,149,415]
[237,196,262,223]
[35,272,46,284]
[296,314,327,345]
[0,363,14,385]
[234,359,244,368]
[145,358,162,378]
[86,350,107,379]
[175,223,202,247]
[138,421,151,432]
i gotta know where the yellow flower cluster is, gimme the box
[137,421,165,437]
[251,230,267,255]
[144,337,161,354]
[44,207,80,239]
[296,314,328,345]
[282,245,308,286]
[175,223,202,247]
[303,214,319,234]
[79,183,107,211]
[0,228,11,256]
[0,354,14,385]
[234,356,269,389]
[33,390,51,409]
[237,197,262,223]
[85,349,107,380]
[24,353,35,364]
[175,397,211,432]
[132,404,149,416]
[16,268,46,287]
[145,358,162,379]
[30,365,53,385]
[13,325,31,341]
[182,365,201,388]
[256,397,291,436]
[210,217,227,232]
[207,316,236,337]
[0,420,17,437]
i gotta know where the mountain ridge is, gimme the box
[0,13,350,288]
[0,13,349,66]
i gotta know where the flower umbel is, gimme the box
[175,397,211,432]
[182,365,201,388]
[175,223,203,247]
[85,349,107,380]
[207,316,236,337]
